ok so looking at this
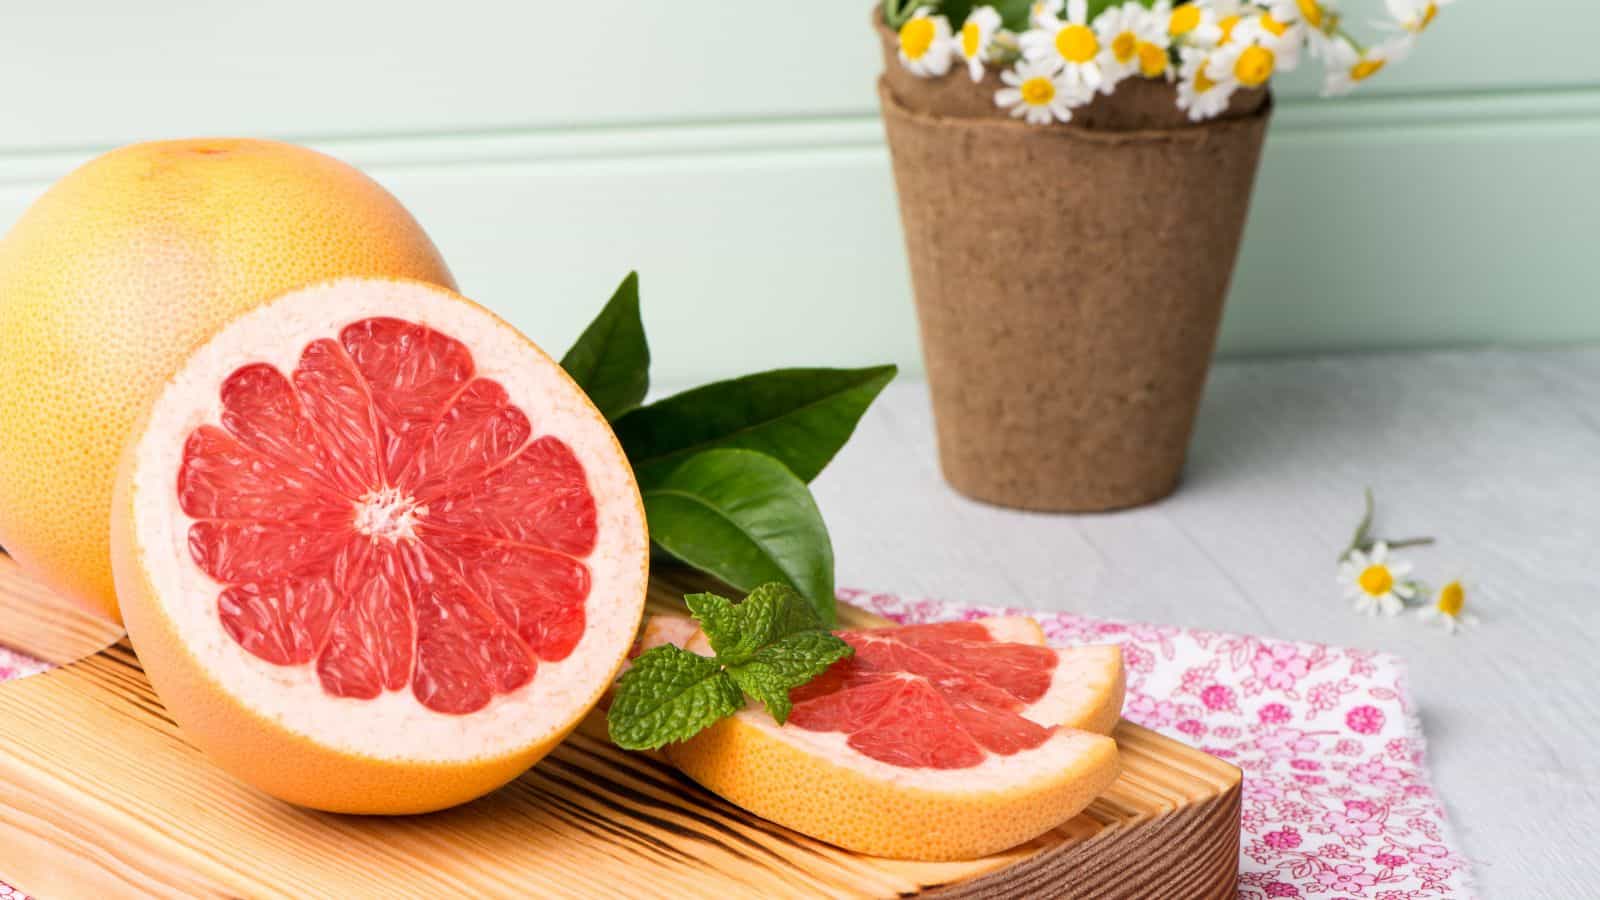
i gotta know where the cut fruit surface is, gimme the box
[640,614,1124,860]
[112,278,649,814]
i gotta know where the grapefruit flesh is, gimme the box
[0,138,454,623]
[112,278,648,814]
[643,615,1125,860]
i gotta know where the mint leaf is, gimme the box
[607,645,744,750]
[560,272,649,421]
[727,630,852,724]
[642,449,836,625]
[687,584,823,666]
[615,365,897,486]
[607,583,854,749]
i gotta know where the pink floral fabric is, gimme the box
[0,591,1474,898]
[839,588,1475,899]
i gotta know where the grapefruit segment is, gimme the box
[642,615,1125,859]
[112,277,648,814]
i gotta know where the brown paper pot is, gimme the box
[877,22,1270,512]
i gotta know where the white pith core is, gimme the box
[129,278,647,764]
[351,487,425,542]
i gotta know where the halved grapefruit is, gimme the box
[639,615,1125,860]
[110,277,649,814]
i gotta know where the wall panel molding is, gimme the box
[1,87,1594,380]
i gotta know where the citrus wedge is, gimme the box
[640,615,1125,859]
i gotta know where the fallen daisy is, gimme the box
[1339,541,1416,617]
[1417,580,1480,634]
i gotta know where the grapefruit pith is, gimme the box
[111,278,648,814]
[0,138,454,622]
[641,615,1125,860]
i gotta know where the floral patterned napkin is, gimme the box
[0,591,1473,898]
[842,588,1474,899]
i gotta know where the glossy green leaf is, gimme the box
[643,449,836,625]
[615,365,896,486]
[559,271,649,421]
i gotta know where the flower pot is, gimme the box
[875,20,1271,512]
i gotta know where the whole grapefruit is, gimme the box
[0,138,454,622]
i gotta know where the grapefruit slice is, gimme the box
[110,277,649,814]
[640,615,1125,860]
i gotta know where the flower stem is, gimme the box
[1340,487,1376,562]
[1384,536,1436,551]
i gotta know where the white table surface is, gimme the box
[807,347,1599,899]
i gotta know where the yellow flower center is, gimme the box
[1218,14,1241,43]
[1020,75,1057,106]
[901,18,936,60]
[1297,0,1324,28]
[1056,24,1099,63]
[1415,2,1438,30]
[1437,581,1465,617]
[1234,45,1275,86]
[1112,31,1138,63]
[1358,564,1395,597]
[1194,64,1216,93]
[1261,13,1288,36]
[961,21,983,58]
[1351,57,1386,80]
[1137,41,1168,77]
[1170,5,1201,36]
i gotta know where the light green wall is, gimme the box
[0,2,1592,379]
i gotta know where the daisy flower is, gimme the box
[897,9,955,78]
[1209,15,1297,89]
[956,6,1004,82]
[1176,47,1236,122]
[1097,3,1170,87]
[1274,0,1339,58]
[1288,0,1338,31]
[995,58,1092,124]
[1210,0,1251,47]
[1417,580,1480,634]
[1021,0,1107,91]
[1385,0,1452,34]
[1338,541,1416,616]
[1161,0,1222,48]
[1322,35,1412,95]
[1239,8,1305,72]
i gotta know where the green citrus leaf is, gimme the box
[643,449,836,625]
[559,271,649,421]
[615,365,896,485]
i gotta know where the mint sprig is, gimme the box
[607,583,853,751]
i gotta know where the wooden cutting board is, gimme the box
[0,558,1241,898]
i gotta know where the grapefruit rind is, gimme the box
[645,615,1126,859]
[671,715,1119,861]
[112,278,648,814]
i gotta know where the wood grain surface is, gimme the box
[0,554,123,665]
[0,564,1240,898]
